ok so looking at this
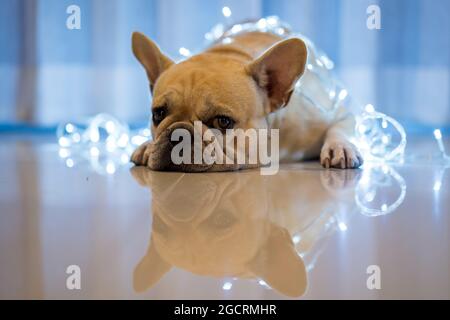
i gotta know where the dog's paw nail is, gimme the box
[348,159,354,168]
[357,156,364,167]
[321,141,363,170]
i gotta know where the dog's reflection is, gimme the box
[131,167,361,297]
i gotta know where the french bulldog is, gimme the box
[130,166,361,297]
[130,24,363,172]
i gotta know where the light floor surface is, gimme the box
[0,136,449,299]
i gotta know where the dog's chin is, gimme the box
[151,158,247,173]
[159,162,214,173]
[149,151,213,173]
[149,143,243,173]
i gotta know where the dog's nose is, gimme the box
[152,122,215,172]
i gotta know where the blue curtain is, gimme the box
[0,0,449,130]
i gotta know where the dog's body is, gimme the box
[131,26,363,171]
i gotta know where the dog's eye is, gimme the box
[152,107,167,126]
[213,116,235,130]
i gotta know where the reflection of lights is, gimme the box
[434,129,442,140]
[329,90,336,99]
[106,137,116,152]
[222,282,232,290]
[258,280,271,289]
[73,132,81,143]
[338,89,348,100]
[90,130,100,143]
[356,165,406,217]
[222,37,233,44]
[433,168,447,194]
[256,18,267,29]
[338,222,348,232]
[433,181,442,192]
[65,123,75,133]
[359,173,370,187]
[121,154,130,164]
[142,128,151,137]
[59,148,70,158]
[222,6,232,18]
[381,119,388,129]
[90,147,100,157]
[275,27,285,35]
[131,135,148,146]
[231,24,243,33]
[105,121,115,134]
[178,47,191,57]
[117,134,129,148]
[364,190,376,202]
[293,235,301,244]
[321,55,334,69]
[365,104,375,113]
[267,16,278,25]
[66,158,74,168]
[59,137,70,147]
[358,124,367,134]
[106,162,116,175]
[433,128,450,160]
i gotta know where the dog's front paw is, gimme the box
[320,140,363,169]
[131,141,154,167]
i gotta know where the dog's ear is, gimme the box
[247,38,307,112]
[132,32,174,91]
[133,238,172,292]
[248,224,307,297]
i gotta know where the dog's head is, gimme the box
[131,32,307,171]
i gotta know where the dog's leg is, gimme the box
[320,114,363,169]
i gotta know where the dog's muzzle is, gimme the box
[152,122,214,172]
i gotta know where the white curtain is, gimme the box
[0,0,449,130]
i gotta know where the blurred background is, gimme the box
[0,0,449,133]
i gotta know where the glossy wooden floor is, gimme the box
[0,136,449,299]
